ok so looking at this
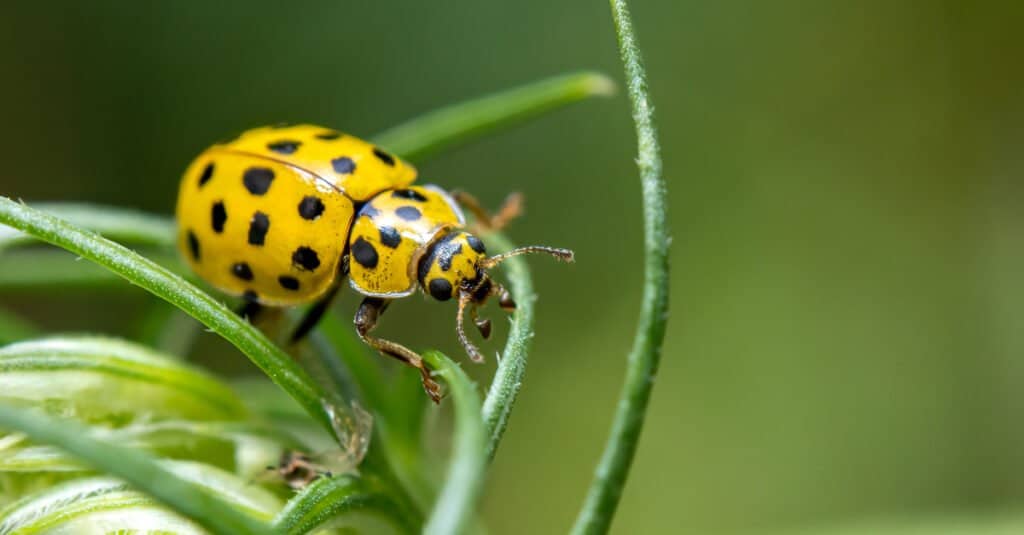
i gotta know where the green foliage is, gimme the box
[0,71,614,534]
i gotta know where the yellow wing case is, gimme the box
[217,124,417,201]
[176,150,355,306]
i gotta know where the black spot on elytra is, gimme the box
[315,131,342,140]
[242,290,259,302]
[278,275,300,290]
[357,203,380,219]
[395,206,421,221]
[231,262,253,281]
[466,235,486,254]
[198,163,214,187]
[298,196,325,220]
[351,237,378,269]
[186,230,200,261]
[292,246,321,271]
[267,140,301,154]
[428,278,453,301]
[378,226,401,248]
[248,212,270,245]
[211,201,227,233]
[243,167,275,195]
[372,148,396,166]
[391,189,427,202]
[331,156,356,174]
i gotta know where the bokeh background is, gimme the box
[2,1,1023,533]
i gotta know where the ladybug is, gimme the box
[176,124,573,402]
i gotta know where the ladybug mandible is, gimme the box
[176,124,573,402]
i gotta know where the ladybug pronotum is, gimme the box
[176,124,573,402]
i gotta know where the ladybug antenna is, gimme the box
[480,246,574,270]
[457,292,485,363]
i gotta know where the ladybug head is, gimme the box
[417,229,574,362]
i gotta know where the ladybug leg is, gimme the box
[353,297,443,403]
[451,190,524,232]
[289,283,342,344]
[289,255,348,344]
[236,295,264,322]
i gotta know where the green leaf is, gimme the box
[420,351,486,535]
[0,198,366,456]
[272,474,417,535]
[0,463,284,533]
[0,405,274,535]
[0,420,293,480]
[571,2,669,534]
[0,336,247,423]
[373,71,614,161]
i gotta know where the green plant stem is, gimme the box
[0,198,342,443]
[421,351,486,535]
[479,232,535,459]
[373,71,614,161]
[0,404,273,535]
[571,2,669,534]
[272,474,417,535]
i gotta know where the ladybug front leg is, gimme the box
[353,297,442,403]
[236,293,264,322]
[289,283,342,344]
[451,190,524,232]
[289,255,349,344]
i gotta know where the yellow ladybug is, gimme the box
[176,124,573,402]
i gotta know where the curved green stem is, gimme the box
[0,198,344,443]
[0,404,273,535]
[421,351,486,535]
[479,233,536,460]
[373,71,614,161]
[571,1,669,534]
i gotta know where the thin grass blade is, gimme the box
[373,71,614,161]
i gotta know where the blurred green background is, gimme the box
[2,1,1023,533]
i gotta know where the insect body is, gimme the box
[176,124,573,402]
